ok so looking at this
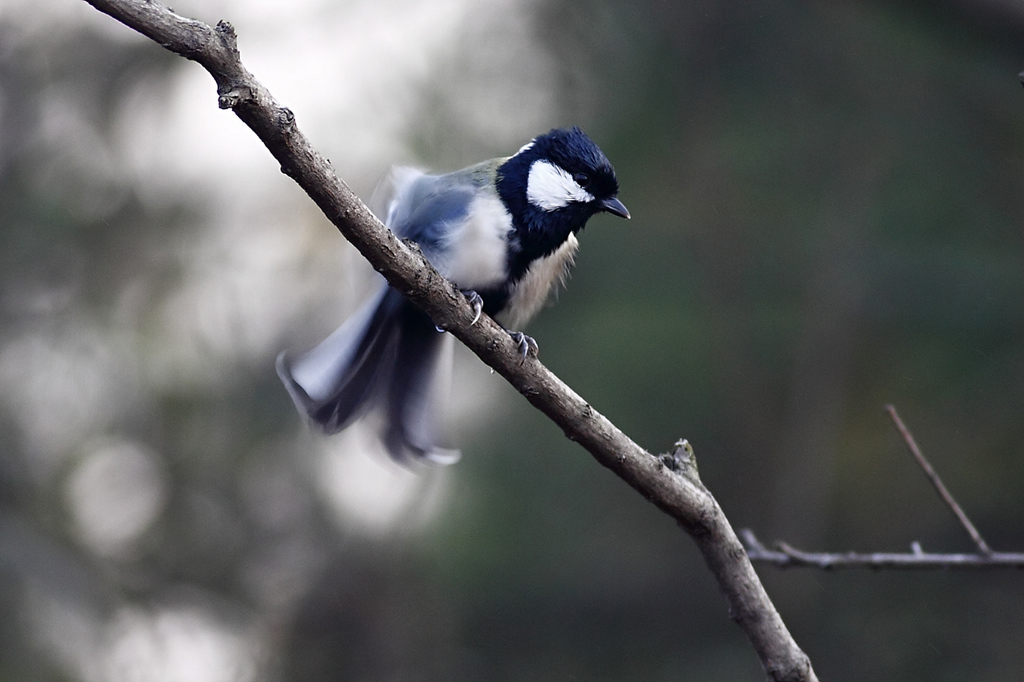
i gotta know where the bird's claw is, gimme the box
[509,331,538,361]
[464,290,484,326]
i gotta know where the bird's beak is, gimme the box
[600,197,631,219]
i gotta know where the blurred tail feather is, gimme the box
[278,286,459,465]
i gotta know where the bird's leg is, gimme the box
[462,290,484,326]
[508,330,539,361]
[457,290,535,360]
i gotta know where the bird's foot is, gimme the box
[463,290,484,325]
[508,331,538,361]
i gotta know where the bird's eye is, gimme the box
[573,172,590,188]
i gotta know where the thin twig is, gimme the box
[742,406,1016,571]
[740,530,1024,570]
[884,404,992,555]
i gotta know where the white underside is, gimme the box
[439,192,511,291]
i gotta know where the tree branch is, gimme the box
[741,530,1024,570]
[82,2,817,679]
[743,405,1022,571]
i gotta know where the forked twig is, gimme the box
[742,404,1022,570]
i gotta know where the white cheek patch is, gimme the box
[526,159,595,211]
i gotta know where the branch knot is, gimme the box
[214,20,239,56]
[658,438,699,477]
[217,85,251,109]
[277,107,296,132]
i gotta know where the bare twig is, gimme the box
[82,2,817,680]
[884,405,992,555]
[741,530,1024,570]
[743,405,1019,570]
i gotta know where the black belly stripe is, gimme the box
[477,285,511,318]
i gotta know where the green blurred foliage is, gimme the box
[2,1,1024,681]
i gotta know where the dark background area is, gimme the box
[2,1,1023,680]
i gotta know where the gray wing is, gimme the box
[384,163,497,256]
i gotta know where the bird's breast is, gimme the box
[497,233,579,331]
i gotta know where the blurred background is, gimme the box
[2,0,1024,679]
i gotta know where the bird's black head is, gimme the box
[497,127,628,266]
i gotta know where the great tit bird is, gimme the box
[277,127,629,464]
